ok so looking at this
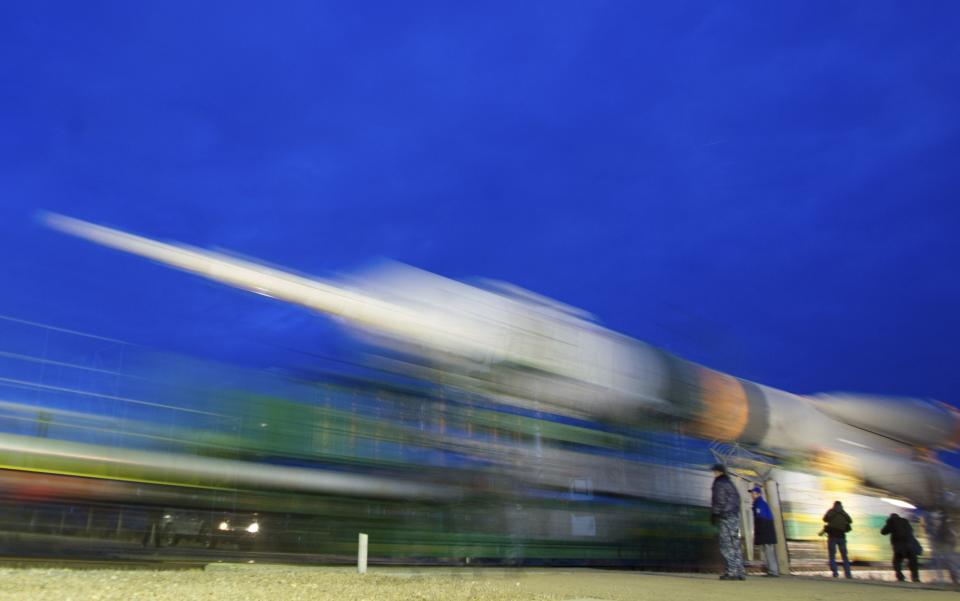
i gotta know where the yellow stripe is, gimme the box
[0,465,232,491]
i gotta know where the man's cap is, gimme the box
[749,486,762,494]
[711,463,726,473]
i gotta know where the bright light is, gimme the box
[218,521,230,531]
[246,522,260,534]
[881,497,917,510]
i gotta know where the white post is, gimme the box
[358,533,368,574]
[735,478,754,561]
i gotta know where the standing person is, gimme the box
[881,512,921,583]
[929,508,959,585]
[711,463,745,580]
[822,501,853,578]
[750,486,780,576]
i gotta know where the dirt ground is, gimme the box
[0,565,952,601]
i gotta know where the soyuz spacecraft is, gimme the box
[44,213,960,509]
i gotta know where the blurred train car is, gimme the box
[0,314,932,569]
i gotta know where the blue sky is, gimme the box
[1,1,958,403]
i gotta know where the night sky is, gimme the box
[2,2,958,405]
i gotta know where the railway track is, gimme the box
[0,556,206,570]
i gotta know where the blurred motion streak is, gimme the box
[0,213,951,567]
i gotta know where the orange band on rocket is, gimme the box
[687,367,750,441]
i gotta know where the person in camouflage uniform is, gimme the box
[711,463,745,580]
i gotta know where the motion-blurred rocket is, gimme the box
[43,213,960,508]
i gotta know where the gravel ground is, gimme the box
[0,565,952,601]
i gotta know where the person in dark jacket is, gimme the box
[750,486,779,576]
[881,512,920,583]
[711,464,745,580]
[822,500,853,578]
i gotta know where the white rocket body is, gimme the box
[44,213,960,508]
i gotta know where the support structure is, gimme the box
[765,479,791,575]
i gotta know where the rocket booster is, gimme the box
[44,213,960,506]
